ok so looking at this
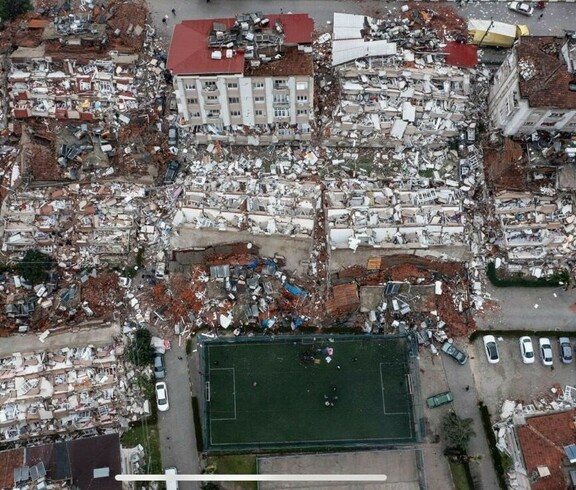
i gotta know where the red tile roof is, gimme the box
[517,37,576,109]
[517,409,576,490]
[0,448,24,489]
[167,14,314,75]
[445,42,478,68]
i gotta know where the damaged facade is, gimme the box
[167,13,315,144]
[0,345,122,443]
[488,34,576,136]
[326,13,475,147]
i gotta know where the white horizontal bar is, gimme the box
[116,474,388,482]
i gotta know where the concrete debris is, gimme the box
[0,342,150,444]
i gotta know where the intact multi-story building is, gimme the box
[488,35,576,136]
[167,12,315,144]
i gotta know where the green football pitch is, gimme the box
[201,336,416,450]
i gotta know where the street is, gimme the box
[149,0,576,49]
[157,341,200,490]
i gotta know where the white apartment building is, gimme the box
[167,13,315,144]
[488,35,576,136]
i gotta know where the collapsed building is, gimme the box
[326,13,478,147]
[0,345,122,443]
[6,0,147,122]
[167,13,315,144]
[325,178,468,259]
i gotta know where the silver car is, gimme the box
[559,337,573,364]
[539,338,553,366]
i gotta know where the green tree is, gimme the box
[126,328,154,366]
[16,249,55,284]
[443,411,476,453]
[0,0,32,21]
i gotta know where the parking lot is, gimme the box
[470,335,576,415]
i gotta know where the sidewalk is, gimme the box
[0,323,120,357]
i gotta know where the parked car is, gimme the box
[441,341,468,365]
[507,1,534,15]
[155,381,169,412]
[539,338,553,366]
[483,335,500,364]
[168,125,178,147]
[426,391,454,409]
[519,336,535,364]
[153,352,166,379]
[164,160,180,184]
[558,337,573,364]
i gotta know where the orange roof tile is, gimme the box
[517,409,576,490]
[0,448,24,488]
[167,13,314,76]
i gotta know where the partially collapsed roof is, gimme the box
[517,36,576,109]
[167,13,314,75]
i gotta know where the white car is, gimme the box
[507,1,534,16]
[155,381,170,412]
[483,335,500,364]
[519,336,535,364]
[539,338,553,366]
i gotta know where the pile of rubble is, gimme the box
[0,343,150,444]
[133,252,320,335]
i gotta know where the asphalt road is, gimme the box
[441,348,500,490]
[157,341,200,490]
[149,1,576,49]
[477,282,576,330]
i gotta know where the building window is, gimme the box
[187,98,198,104]
[207,110,220,118]
[203,81,217,90]
[254,82,264,89]
[569,122,576,127]
[273,94,289,104]
[206,95,218,101]
[230,110,241,117]
[296,81,308,90]
[228,97,240,104]
[255,110,263,116]
[274,79,288,89]
[227,82,238,89]
[185,83,195,90]
[191,112,201,117]
[255,96,265,103]
[523,122,535,126]
[297,109,308,116]
[541,122,556,127]
[297,95,308,102]
[549,112,565,118]
[274,108,289,118]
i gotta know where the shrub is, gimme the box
[16,249,55,284]
[126,328,154,367]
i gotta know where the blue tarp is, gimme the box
[284,283,307,297]
[261,318,277,328]
[246,256,259,269]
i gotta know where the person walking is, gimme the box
[171,8,176,15]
